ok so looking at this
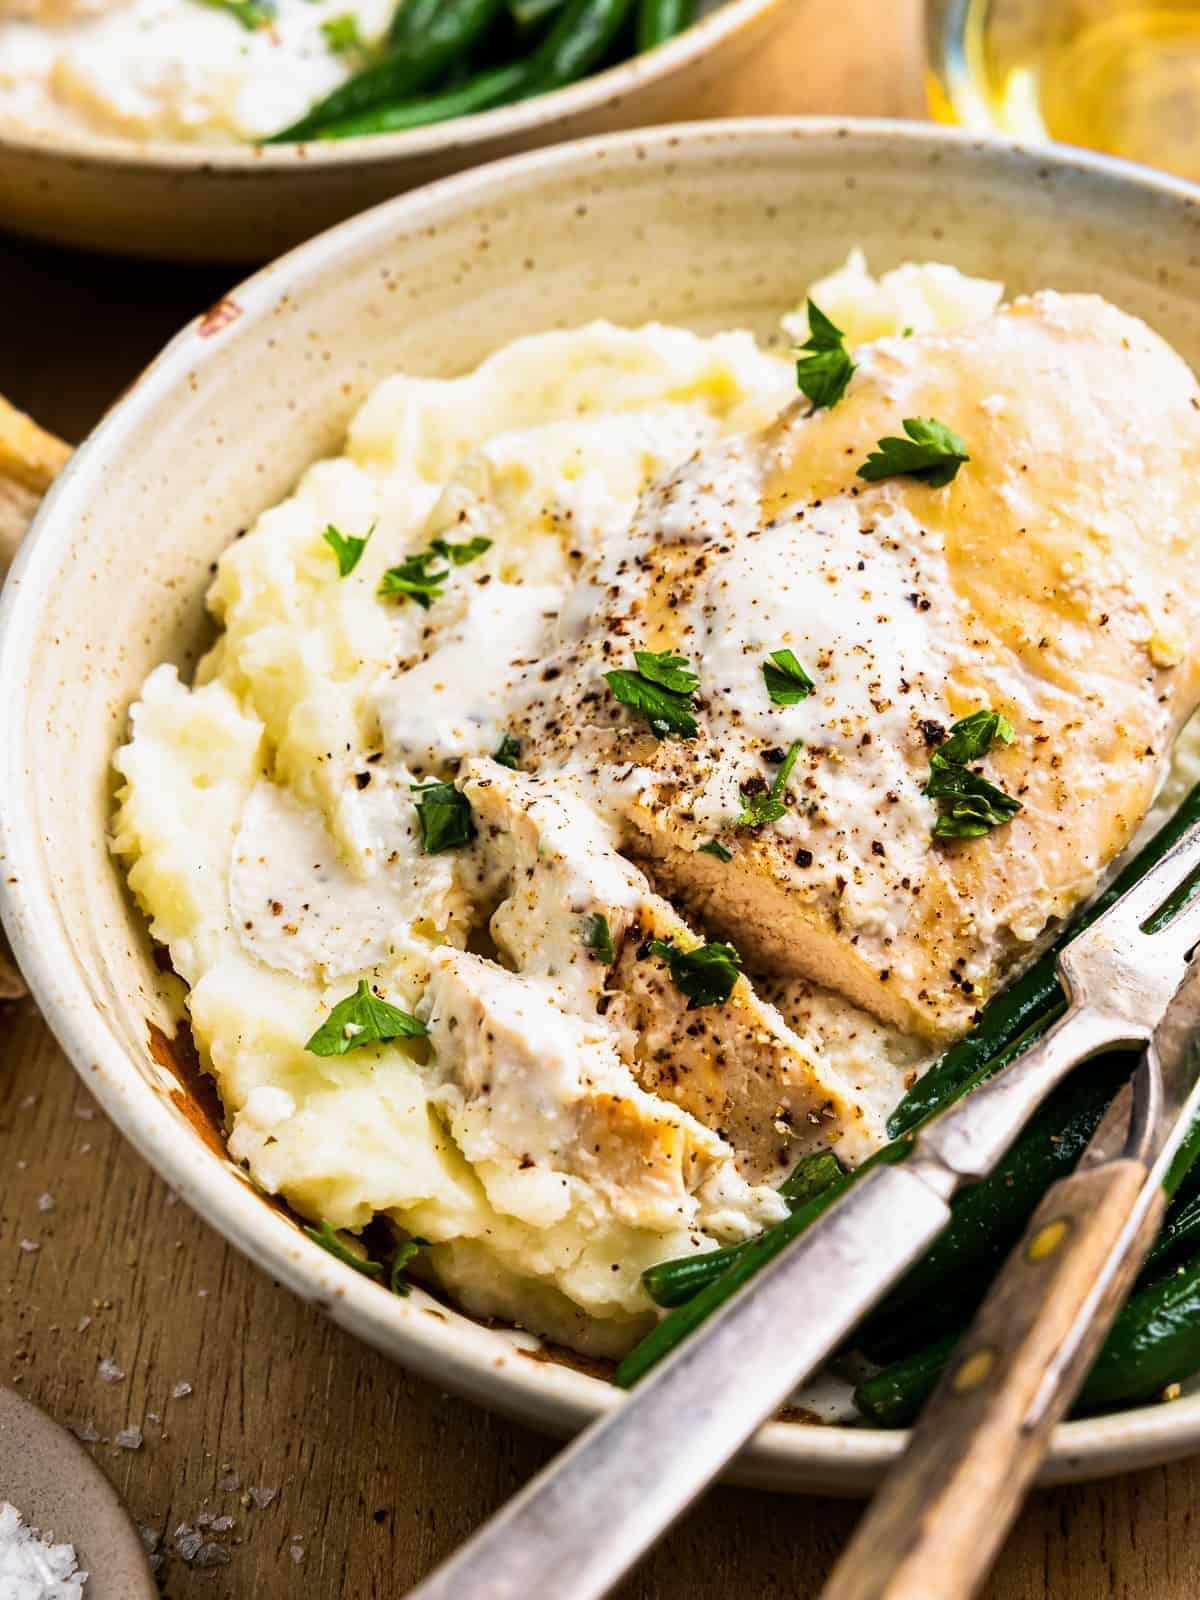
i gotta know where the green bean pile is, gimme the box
[267,0,699,143]
[615,781,1200,1419]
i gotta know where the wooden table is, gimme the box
[3,1,1196,1594]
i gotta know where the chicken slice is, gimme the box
[424,949,751,1232]
[514,293,1200,1039]
[461,761,863,1179]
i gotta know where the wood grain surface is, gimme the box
[2,1,1197,1595]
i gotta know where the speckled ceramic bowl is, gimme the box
[0,0,788,263]
[6,120,1200,1493]
[0,1387,157,1599]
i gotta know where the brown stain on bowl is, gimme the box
[197,297,242,337]
[146,1016,227,1157]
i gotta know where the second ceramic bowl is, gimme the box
[0,0,789,262]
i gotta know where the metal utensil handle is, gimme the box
[821,1156,1165,1600]
[406,1164,952,1600]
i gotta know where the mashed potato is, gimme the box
[114,257,1200,1356]
[0,0,391,143]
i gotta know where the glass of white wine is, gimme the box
[927,0,1200,182]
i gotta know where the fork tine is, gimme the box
[1147,882,1200,962]
[1088,821,1200,940]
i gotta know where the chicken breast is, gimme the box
[462,761,864,1178]
[515,293,1200,1039]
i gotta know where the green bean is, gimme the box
[524,0,637,93]
[888,782,1200,1138]
[854,1331,959,1428]
[636,0,696,51]
[641,1150,844,1309]
[311,62,528,139]
[1143,1189,1200,1284]
[508,0,567,24]
[1079,1250,1200,1410]
[265,0,508,143]
[386,0,444,49]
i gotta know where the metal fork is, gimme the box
[405,820,1200,1600]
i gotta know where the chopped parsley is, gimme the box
[582,912,615,965]
[320,10,365,51]
[794,300,856,411]
[738,740,802,829]
[378,534,490,609]
[390,1237,428,1297]
[925,709,1021,839]
[492,733,522,769]
[762,648,814,706]
[304,1220,384,1277]
[647,938,742,1008]
[604,650,699,739]
[430,535,493,566]
[193,0,275,28]
[378,550,447,609]
[306,979,427,1057]
[858,417,969,488]
[322,521,372,576]
[411,780,476,853]
[699,839,733,862]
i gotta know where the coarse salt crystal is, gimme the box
[37,1193,55,1213]
[69,1422,99,1444]
[209,1516,234,1533]
[97,1358,124,1384]
[289,1543,304,1564]
[0,1500,87,1597]
[19,1239,40,1253]
[248,1487,277,1509]
[113,1426,142,1451]
[170,1381,192,1399]
[76,1317,91,1334]
[216,1473,240,1493]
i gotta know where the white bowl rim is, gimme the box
[0,0,779,172]
[6,116,1200,1490]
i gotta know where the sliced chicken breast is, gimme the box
[515,293,1200,1039]
[461,761,864,1179]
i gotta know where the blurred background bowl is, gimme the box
[0,0,790,262]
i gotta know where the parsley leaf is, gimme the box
[320,10,364,51]
[858,417,970,488]
[738,740,802,829]
[304,1220,384,1277]
[378,550,448,609]
[605,650,699,739]
[390,1237,428,1297]
[699,839,733,862]
[925,709,1021,840]
[322,521,372,576]
[794,300,856,410]
[194,0,275,29]
[306,979,427,1057]
[411,781,476,853]
[492,734,521,769]
[762,647,815,706]
[430,535,492,566]
[938,708,1015,765]
[582,912,615,965]
[647,938,742,1008]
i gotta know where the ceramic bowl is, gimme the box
[0,1388,157,1599]
[6,120,1200,1494]
[0,0,788,263]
